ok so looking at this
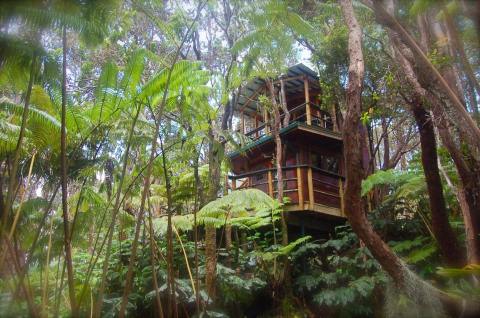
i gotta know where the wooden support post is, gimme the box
[297,167,304,210]
[255,117,259,138]
[267,170,274,197]
[304,77,311,125]
[339,178,344,216]
[232,178,236,191]
[307,167,314,209]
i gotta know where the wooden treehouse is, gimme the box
[227,64,345,233]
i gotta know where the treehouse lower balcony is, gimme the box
[227,165,345,219]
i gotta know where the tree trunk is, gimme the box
[205,127,220,300]
[442,11,479,113]
[381,118,390,170]
[117,7,205,314]
[225,217,232,265]
[339,0,406,282]
[411,104,465,267]
[279,78,290,128]
[432,104,480,264]
[1,52,36,230]
[95,104,141,318]
[370,0,480,151]
[60,27,77,317]
[192,151,203,314]
[266,80,288,246]
[381,0,480,265]
[205,224,216,297]
[160,136,177,318]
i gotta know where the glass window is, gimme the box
[312,153,339,174]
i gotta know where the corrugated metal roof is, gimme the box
[235,63,320,114]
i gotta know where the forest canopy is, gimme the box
[0,0,479,317]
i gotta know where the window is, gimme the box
[311,153,339,174]
[323,156,339,173]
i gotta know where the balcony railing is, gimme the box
[227,164,344,215]
[243,102,334,141]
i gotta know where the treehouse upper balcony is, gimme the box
[234,64,341,142]
[227,64,345,221]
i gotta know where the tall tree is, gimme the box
[60,25,77,316]
[369,0,480,264]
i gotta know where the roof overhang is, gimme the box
[235,63,321,114]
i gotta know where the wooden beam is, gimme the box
[285,203,342,218]
[304,77,311,125]
[273,75,304,84]
[267,170,274,197]
[240,85,264,113]
[297,167,304,210]
[232,178,236,190]
[307,167,314,209]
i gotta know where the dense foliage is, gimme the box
[0,0,479,317]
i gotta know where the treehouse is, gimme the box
[227,64,345,233]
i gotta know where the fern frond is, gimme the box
[93,61,119,122]
[119,49,146,99]
[0,98,61,152]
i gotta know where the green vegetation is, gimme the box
[0,0,479,317]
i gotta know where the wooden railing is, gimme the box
[228,164,344,212]
[244,102,334,141]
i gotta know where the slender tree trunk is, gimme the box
[279,78,290,128]
[411,104,465,267]
[443,7,480,114]
[266,80,288,246]
[160,135,177,318]
[203,1,238,298]
[54,258,66,318]
[370,1,480,151]
[10,185,59,305]
[205,127,219,300]
[1,53,36,230]
[94,104,141,318]
[192,151,204,314]
[5,238,38,317]
[147,195,164,318]
[266,79,291,303]
[118,6,205,315]
[341,2,469,315]
[225,220,232,254]
[382,0,480,265]
[60,27,77,317]
[41,215,54,316]
[381,118,390,170]
[432,105,480,264]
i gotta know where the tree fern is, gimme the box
[361,169,425,198]
[2,1,118,46]
[93,61,119,123]
[0,98,61,155]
